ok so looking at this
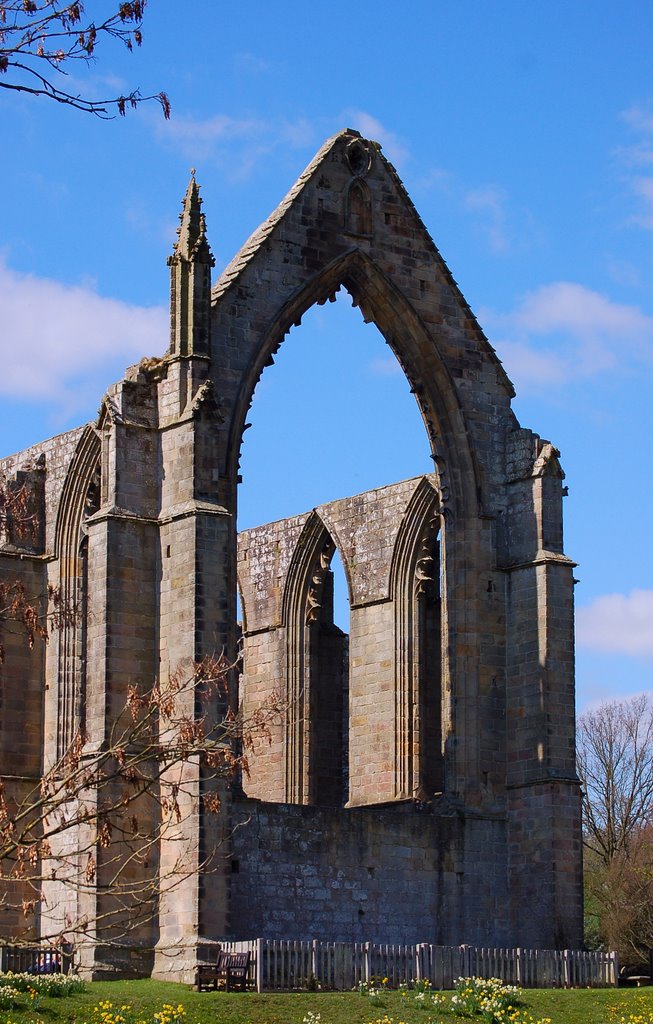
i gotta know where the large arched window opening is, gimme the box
[236,289,443,807]
[54,428,101,759]
[391,481,443,801]
[306,538,349,807]
[237,289,432,531]
[285,524,350,807]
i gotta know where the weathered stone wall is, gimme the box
[0,426,85,555]
[0,129,583,970]
[0,557,45,941]
[229,798,510,946]
[0,428,90,943]
[238,477,441,807]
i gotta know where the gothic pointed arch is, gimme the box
[0,132,583,960]
[281,511,350,805]
[345,178,372,236]
[235,574,248,635]
[390,475,442,799]
[225,247,478,519]
[53,425,101,756]
[212,129,515,527]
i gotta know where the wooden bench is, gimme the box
[195,950,252,992]
[0,944,74,975]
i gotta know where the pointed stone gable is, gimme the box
[208,129,514,519]
[0,132,582,977]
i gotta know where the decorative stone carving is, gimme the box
[414,515,439,598]
[306,537,335,624]
[191,379,225,421]
[345,137,373,177]
[532,441,564,479]
[83,465,101,524]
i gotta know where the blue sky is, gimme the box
[1,1,652,712]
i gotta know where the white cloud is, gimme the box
[123,198,177,247]
[152,112,318,179]
[415,162,517,254]
[417,167,453,193]
[618,103,653,229]
[630,175,653,229]
[495,341,567,387]
[604,256,642,289]
[622,105,653,135]
[234,52,273,75]
[481,281,653,390]
[153,113,264,163]
[616,141,653,169]
[369,356,402,377]
[0,260,166,413]
[577,686,653,716]
[280,117,316,150]
[340,110,409,168]
[463,184,509,253]
[577,590,653,659]
[508,281,651,341]
[153,107,409,185]
[45,69,129,103]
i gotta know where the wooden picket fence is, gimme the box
[217,939,618,991]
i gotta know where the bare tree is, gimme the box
[0,654,284,948]
[578,695,653,864]
[582,825,653,969]
[0,464,67,666]
[0,578,63,666]
[578,695,653,969]
[1,465,284,952]
[0,1,170,117]
[0,464,36,544]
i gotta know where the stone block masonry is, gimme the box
[229,799,509,947]
[0,130,582,977]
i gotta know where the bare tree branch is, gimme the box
[578,695,653,863]
[578,695,653,970]
[0,655,285,948]
[0,463,75,664]
[0,1,170,118]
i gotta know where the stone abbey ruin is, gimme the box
[0,130,582,978]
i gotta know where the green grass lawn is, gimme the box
[2,978,653,1024]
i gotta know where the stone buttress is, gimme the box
[0,131,582,976]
